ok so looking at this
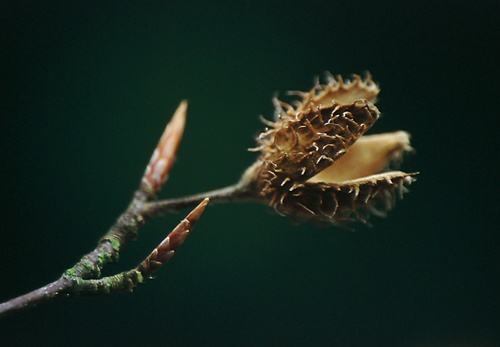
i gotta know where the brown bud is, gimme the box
[137,198,208,275]
[141,101,187,196]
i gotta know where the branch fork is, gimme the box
[0,102,208,317]
[0,72,418,318]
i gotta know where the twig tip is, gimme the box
[140,101,189,195]
[186,198,209,224]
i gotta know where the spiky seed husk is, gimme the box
[290,73,380,114]
[248,73,417,226]
[271,172,416,226]
[258,99,380,186]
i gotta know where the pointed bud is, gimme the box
[141,101,187,195]
[137,198,208,275]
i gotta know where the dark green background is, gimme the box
[1,1,498,346]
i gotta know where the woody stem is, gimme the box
[143,182,258,219]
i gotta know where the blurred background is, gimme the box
[1,1,498,346]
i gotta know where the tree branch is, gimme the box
[0,199,209,316]
[143,182,258,218]
[0,72,418,319]
[0,102,214,318]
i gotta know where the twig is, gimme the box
[70,198,209,295]
[0,199,208,315]
[143,182,258,218]
[0,102,222,318]
[0,72,419,318]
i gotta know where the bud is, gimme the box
[243,73,417,226]
[141,101,187,196]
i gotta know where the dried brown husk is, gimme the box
[248,73,416,226]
